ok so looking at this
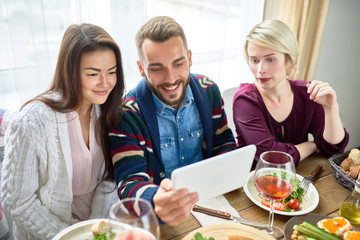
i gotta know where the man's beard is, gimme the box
[145,75,190,109]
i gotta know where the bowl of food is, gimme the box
[52,219,155,240]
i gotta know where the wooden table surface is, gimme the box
[159,153,355,239]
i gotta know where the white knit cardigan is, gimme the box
[1,99,118,240]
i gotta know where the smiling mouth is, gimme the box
[93,90,108,95]
[164,84,178,91]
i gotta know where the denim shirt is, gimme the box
[152,85,204,178]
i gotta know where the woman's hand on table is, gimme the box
[153,178,199,226]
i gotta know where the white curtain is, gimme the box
[0,0,264,110]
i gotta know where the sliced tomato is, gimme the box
[261,197,287,211]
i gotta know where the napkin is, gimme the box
[191,195,240,226]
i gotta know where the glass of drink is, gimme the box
[254,151,296,238]
[107,197,160,240]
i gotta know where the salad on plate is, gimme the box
[243,171,319,216]
[260,173,305,212]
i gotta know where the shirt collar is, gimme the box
[152,84,194,114]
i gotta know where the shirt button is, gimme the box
[197,132,200,136]
[181,156,184,160]
[159,172,165,178]
[180,138,184,141]
[177,116,180,119]
[164,144,168,147]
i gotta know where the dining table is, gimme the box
[159,152,358,239]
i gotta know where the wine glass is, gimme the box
[254,151,296,238]
[107,197,160,240]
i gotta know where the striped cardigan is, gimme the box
[109,74,235,206]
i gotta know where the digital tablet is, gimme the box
[171,145,256,201]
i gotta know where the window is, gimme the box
[0,0,264,110]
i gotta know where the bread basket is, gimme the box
[329,148,359,191]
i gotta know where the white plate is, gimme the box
[53,218,132,240]
[243,171,319,216]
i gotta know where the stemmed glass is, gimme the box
[254,151,296,238]
[107,197,160,240]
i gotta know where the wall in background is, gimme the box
[315,0,360,150]
[0,0,263,110]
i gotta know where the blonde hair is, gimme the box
[135,16,188,63]
[244,19,299,78]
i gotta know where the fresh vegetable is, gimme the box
[85,232,115,240]
[291,228,319,240]
[297,236,318,240]
[259,172,305,212]
[261,197,287,211]
[288,199,300,210]
[284,183,304,202]
[293,221,341,240]
[282,179,305,212]
[92,234,107,240]
[192,232,215,240]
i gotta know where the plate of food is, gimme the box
[284,213,330,240]
[52,218,137,240]
[182,222,275,240]
[243,171,319,216]
[284,214,359,240]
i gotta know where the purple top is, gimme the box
[233,80,349,166]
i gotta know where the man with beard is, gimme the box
[109,16,235,226]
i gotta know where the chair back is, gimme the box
[222,87,238,137]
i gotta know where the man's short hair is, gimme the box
[135,16,188,63]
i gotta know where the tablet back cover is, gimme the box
[171,144,256,201]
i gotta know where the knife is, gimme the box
[192,204,268,229]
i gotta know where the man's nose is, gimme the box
[165,68,177,84]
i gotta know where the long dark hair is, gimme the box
[23,23,125,181]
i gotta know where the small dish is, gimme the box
[283,213,330,240]
[243,171,320,216]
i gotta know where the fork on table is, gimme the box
[299,164,323,193]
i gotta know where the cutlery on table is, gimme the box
[299,164,323,193]
[192,204,268,229]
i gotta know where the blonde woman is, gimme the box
[233,19,349,166]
